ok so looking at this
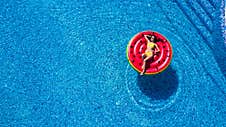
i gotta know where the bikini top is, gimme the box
[147,42,155,49]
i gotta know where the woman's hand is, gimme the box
[155,44,160,53]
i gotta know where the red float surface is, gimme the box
[126,31,173,75]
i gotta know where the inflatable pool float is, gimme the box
[126,31,173,75]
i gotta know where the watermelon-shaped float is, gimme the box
[126,31,173,75]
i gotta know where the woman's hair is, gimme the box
[147,35,156,42]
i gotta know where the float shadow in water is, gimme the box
[137,66,178,101]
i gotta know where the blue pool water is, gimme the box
[0,0,225,126]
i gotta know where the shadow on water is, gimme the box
[137,66,178,100]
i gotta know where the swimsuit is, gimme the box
[144,42,155,57]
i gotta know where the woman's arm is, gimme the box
[155,44,160,52]
[144,35,149,42]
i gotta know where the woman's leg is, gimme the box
[140,55,153,75]
[141,54,146,69]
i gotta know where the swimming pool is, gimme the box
[0,0,225,126]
